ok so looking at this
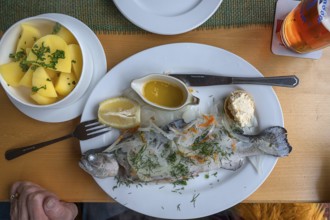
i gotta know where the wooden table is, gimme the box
[1,26,330,203]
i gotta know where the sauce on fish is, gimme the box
[143,80,184,108]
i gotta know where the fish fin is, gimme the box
[220,157,244,171]
[248,156,263,174]
[256,126,292,157]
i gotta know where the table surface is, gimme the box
[1,26,330,203]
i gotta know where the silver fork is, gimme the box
[5,119,111,160]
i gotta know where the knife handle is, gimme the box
[232,75,299,87]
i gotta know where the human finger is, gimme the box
[10,194,18,220]
[10,181,35,220]
[10,181,51,220]
[10,181,23,220]
[16,182,43,219]
[27,190,55,220]
[44,197,78,220]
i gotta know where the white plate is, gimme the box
[8,13,107,123]
[80,43,283,219]
[113,0,223,35]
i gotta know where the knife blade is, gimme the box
[168,74,299,88]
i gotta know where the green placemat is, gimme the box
[0,0,277,34]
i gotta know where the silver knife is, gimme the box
[168,74,299,88]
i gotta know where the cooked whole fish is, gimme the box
[79,114,292,182]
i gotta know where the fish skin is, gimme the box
[219,126,292,171]
[79,152,119,179]
[232,126,292,157]
[79,115,292,181]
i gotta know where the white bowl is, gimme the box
[0,16,93,109]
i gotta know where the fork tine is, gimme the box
[80,119,99,127]
[86,124,108,133]
[84,129,111,140]
[76,119,111,140]
[82,119,99,124]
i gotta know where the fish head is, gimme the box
[79,152,119,179]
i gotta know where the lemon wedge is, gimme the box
[98,97,141,129]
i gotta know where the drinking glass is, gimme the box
[280,0,330,53]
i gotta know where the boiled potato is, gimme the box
[31,92,57,105]
[55,72,76,96]
[19,66,35,87]
[0,62,25,87]
[0,22,81,105]
[16,24,41,52]
[27,35,71,73]
[68,44,82,80]
[45,68,59,84]
[53,23,77,44]
[25,47,31,55]
[32,67,57,97]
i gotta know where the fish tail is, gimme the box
[256,126,292,157]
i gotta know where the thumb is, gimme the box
[43,197,78,220]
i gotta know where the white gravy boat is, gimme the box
[131,74,199,111]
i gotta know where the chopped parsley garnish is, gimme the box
[9,50,26,61]
[31,65,38,70]
[9,50,29,72]
[27,42,65,70]
[32,42,50,61]
[52,22,62,34]
[49,50,65,69]
[31,85,47,92]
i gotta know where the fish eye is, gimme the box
[88,154,96,161]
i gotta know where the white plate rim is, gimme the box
[80,42,283,219]
[113,0,223,35]
[7,13,107,123]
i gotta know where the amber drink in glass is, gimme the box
[280,0,330,53]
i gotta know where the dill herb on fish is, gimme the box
[170,163,189,179]
[166,152,177,164]
[177,204,181,211]
[191,193,200,208]
[113,176,135,190]
[171,186,185,194]
[192,141,219,157]
[193,129,210,143]
[130,145,160,173]
[173,180,187,187]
